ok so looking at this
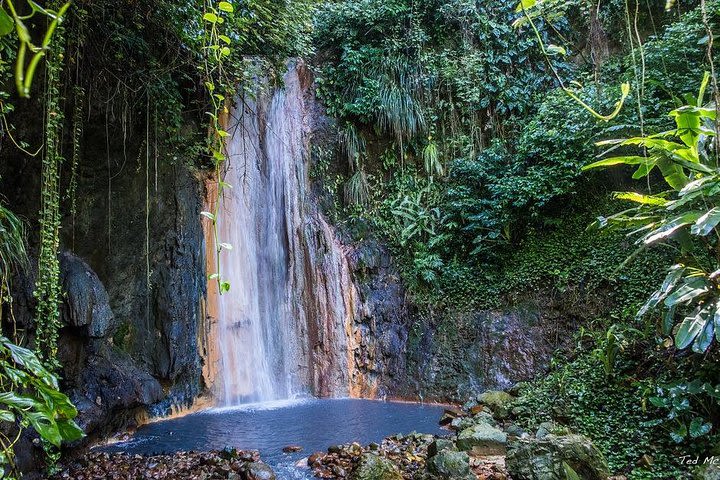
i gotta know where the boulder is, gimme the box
[506,434,610,480]
[241,461,276,480]
[477,390,515,419]
[428,438,457,457]
[350,453,403,480]
[439,407,465,426]
[456,423,507,455]
[505,423,527,439]
[427,450,475,480]
[451,410,497,431]
[60,252,115,338]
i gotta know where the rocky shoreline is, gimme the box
[52,391,614,480]
[304,390,610,480]
[51,449,277,480]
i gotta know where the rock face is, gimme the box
[57,252,165,437]
[1,76,208,439]
[350,453,403,480]
[506,434,611,480]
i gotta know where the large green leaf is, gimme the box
[26,411,61,447]
[693,312,716,353]
[582,155,648,171]
[0,392,38,409]
[3,340,56,388]
[664,277,709,307]
[691,207,720,236]
[57,418,84,442]
[656,157,689,190]
[0,8,13,36]
[675,308,712,349]
[644,212,702,244]
[613,192,668,206]
[638,265,686,319]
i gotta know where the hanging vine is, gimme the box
[66,85,84,250]
[201,0,234,295]
[34,0,67,368]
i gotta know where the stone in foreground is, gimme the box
[350,453,403,480]
[427,449,475,480]
[457,423,507,455]
[241,460,276,480]
[506,434,610,480]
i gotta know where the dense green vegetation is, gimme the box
[1,0,720,477]
[312,0,720,477]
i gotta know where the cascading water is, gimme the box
[211,62,369,406]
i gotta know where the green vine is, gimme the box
[34,0,67,369]
[66,85,84,249]
[201,0,234,295]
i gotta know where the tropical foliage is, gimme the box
[585,74,720,354]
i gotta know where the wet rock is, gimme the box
[427,450,474,480]
[457,423,507,455]
[331,464,347,476]
[350,453,403,480]
[504,423,527,439]
[477,391,515,420]
[506,434,610,480]
[439,407,464,426]
[282,445,303,453]
[60,252,115,338]
[427,438,457,457]
[241,461,276,480]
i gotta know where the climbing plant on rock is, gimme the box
[201,0,235,295]
[34,0,67,368]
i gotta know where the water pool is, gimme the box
[102,398,447,479]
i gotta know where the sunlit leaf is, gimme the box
[0,8,14,36]
[675,307,711,349]
[691,207,720,236]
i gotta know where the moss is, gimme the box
[112,322,132,351]
[512,343,702,479]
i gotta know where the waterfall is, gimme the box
[210,62,369,406]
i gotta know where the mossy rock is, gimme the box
[427,450,475,480]
[477,390,515,419]
[456,423,507,455]
[350,453,403,480]
[695,464,720,480]
[506,434,610,480]
[427,438,457,457]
